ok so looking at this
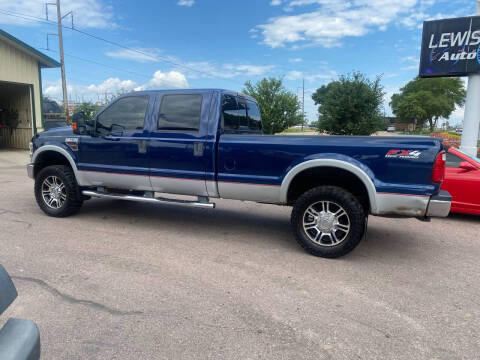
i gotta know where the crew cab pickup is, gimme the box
[27,89,451,258]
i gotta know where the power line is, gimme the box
[0,8,244,86]
[37,47,153,79]
[0,9,156,80]
[0,9,53,26]
[66,27,243,86]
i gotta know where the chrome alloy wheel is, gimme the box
[302,201,350,246]
[41,176,67,209]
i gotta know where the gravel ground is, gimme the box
[0,150,479,360]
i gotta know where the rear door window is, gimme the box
[246,101,262,132]
[222,95,244,132]
[237,100,248,129]
[158,94,203,131]
[222,96,261,134]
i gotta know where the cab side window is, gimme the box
[96,96,149,135]
[222,95,261,134]
[446,152,463,168]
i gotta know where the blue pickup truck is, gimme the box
[27,89,451,258]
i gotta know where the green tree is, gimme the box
[244,77,302,134]
[390,77,466,131]
[312,72,385,135]
[76,102,101,120]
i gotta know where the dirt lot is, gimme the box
[0,150,479,359]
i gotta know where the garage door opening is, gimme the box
[0,81,34,149]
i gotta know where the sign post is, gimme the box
[419,2,480,156]
[461,0,480,157]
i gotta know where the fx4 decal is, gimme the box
[385,149,422,159]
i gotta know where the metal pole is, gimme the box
[302,78,305,132]
[460,0,480,156]
[56,0,69,123]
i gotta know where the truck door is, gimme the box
[77,95,152,191]
[148,92,209,196]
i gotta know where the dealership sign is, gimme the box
[420,16,480,77]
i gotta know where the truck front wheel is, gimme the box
[34,165,83,217]
[291,186,365,258]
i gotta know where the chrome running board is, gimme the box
[82,190,215,209]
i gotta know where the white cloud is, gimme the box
[289,57,303,63]
[400,55,419,71]
[0,0,116,28]
[44,70,189,100]
[178,0,195,7]
[383,85,400,116]
[255,0,430,48]
[382,72,399,79]
[285,69,336,82]
[104,48,161,63]
[135,70,188,90]
[87,78,137,93]
[177,61,275,79]
[270,0,282,5]
[104,47,274,79]
[44,77,138,99]
[43,80,70,98]
[285,70,304,80]
[448,106,464,126]
[229,64,275,76]
[401,65,419,71]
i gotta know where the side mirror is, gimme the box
[72,112,95,136]
[72,111,86,135]
[459,161,477,171]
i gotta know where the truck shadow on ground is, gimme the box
[76,199,420,260]
[79,199,299,251]
[446,213,480,223]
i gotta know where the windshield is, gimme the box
[454,148,480,164]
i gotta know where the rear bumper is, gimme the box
[426,190,452,217]
[27,163,34,179]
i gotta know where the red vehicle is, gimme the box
[441,147,480,215]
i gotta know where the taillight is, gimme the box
[431,150,446,184]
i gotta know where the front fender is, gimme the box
[31,144,88,186]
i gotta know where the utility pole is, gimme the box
[56,0,69,123]
[47,1,72,123]
[460,0,480,156]
[302,78,305,132]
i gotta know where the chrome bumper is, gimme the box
[426,190,451,217]
[27,163,34,179]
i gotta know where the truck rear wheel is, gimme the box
[291,186,365,258]
[34,165,83,217]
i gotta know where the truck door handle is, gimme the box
[138,140,147,154]
[194,142,204,157]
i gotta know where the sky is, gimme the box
[0,0,475,125]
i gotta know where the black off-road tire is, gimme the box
[291,186,365,258]
[34,165,83,217]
